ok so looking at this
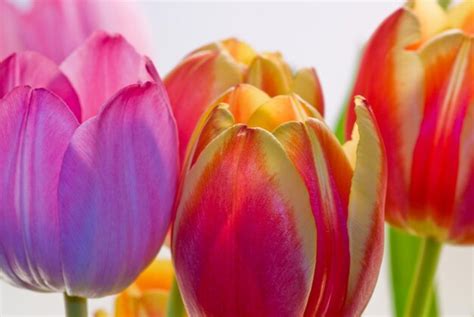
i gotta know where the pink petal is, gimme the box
[58,82,178,297]
[0,86,79,292]
[61,31,157,122]
[1,0,150,63]
[0,51,81,120]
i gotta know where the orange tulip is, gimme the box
[95,258,184,317]
[165,38,324,160]
[345,0,474,244]
[173,84,386,316]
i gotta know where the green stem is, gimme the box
[64,293,87,317]
[404,238,442,317]
[167,276,186,317]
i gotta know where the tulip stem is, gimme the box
[167,277,186,317]
[64,293,87,317]
[404,237,442,317]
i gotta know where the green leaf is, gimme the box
[389,226,439,317]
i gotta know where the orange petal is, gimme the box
[140,289,170,317]
[191,38,257,66]
[273,119,352,316]
[245,54,292,97]
[213,83,270,123]
[409,33,474,240]
[115,290,141,317]
[247,94,321,131]
[188,104,235,168]
[173,125,316,316]
[291,67,325,115]
[134,259,175,292]
[447,0,474,36]
[343,98,387,316]
[164,50,242,161]
[345,8,423,228]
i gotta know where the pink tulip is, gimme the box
[0,0,150,63]
[0,33,178,298]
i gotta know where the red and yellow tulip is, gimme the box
[172,84,387,316]
[345,0,474,244]
[164,38,324,160]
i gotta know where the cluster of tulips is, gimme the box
[0,0,472,316]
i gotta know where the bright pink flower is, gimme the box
[0,33,178,297]
[0,0,150,63]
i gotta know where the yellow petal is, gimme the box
[291,67,325,115]
[245,54,292,96]
[408,0,447,45]
[247,94,321,131]
[213,84,270,123]
[447,0,474,35]
[343,97,387,316]
[134,259,175,292]
[140,289,170,317]
[192,38,257,66]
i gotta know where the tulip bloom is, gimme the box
[95,258,186,317]
[345,0,474,244]
[172,84,386,316]
[0,0,150,63]
[165,38,324,160]
[0,32,178,298]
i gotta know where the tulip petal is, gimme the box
[408,0,446,47]
[58,82,178,297]
[173,126,316,316]
[165,50,242,160]
[248,94,321,131]
[447,0,474,36]
[188,105,235,167]
[61,31,157,122]
[245,54,292,97]
[134,259,175,292]
[410,33,474,239]
[0,87,78,292]
[345,8,423,227]
[291,67,325,115]
[343,98,386,316]
[193,38,257,66]
[0,0,150,63]
[0,1,23,61]
[273,119,352,316]
[214,84,270,123]
[0,52,81,120]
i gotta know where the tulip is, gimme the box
[0,31,178,315]
[344,0,473,315]
[164,38,324,160]
[95,258,187,317]
[172,84,386,316]
[0,0,150,63]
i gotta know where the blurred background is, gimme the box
[0,0,473,316]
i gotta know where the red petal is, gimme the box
[164,50,242,161]
[173,126,316,316]
[274,120,352,316]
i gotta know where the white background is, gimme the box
[1,1,473,316]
